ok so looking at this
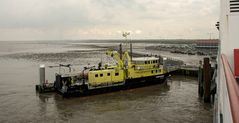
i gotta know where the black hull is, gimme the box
[125,74,167,88]
[57,74,168,97]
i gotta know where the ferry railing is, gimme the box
[220,54,239,123]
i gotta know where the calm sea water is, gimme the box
[0,41,212,123]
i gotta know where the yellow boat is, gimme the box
[52,43,168,95]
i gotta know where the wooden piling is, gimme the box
[203,57,211,103]
[198,60,203,98]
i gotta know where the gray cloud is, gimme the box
[0,0,219,40]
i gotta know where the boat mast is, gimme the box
[122,32,132,61]
[119,43,122,60]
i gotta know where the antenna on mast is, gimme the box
[122,32,130,38]
[122,31,130,49]
[122,31,132,61]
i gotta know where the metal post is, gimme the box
[119,43,122,60]
[39,64,45,87]
[130,43,132,61]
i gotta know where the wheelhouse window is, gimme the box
[115,73,119,76]
[107,73,110,76]
[100,73,103,77]
[95,74,98,77]
[135,61,145,64]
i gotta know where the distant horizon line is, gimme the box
[0,38,219,42]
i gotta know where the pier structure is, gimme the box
[133,50,199,75]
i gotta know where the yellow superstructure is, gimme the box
[127,57,163,79]
[88,69,125,88]
[87,49,166,89]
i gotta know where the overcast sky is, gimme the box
[0,0,219,41]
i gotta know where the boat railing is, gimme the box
[219,54,239,123]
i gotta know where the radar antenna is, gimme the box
[122,31,130,50]
[122,31,132,61]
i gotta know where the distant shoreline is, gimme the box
[0,39,219,44]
